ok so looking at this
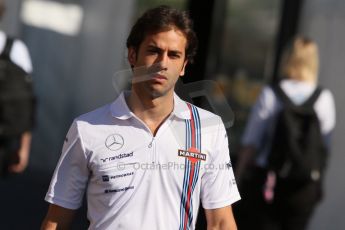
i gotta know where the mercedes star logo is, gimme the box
[105,134,124,151]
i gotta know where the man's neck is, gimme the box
[126,90,174,135]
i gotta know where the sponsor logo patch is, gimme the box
[100,152,134,164]
[105,186,134,194]
[105,134,124,151]
[178,148,206,163]
[101,172,134,182]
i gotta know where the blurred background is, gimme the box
[0,0,344,229]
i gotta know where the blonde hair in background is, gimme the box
[280,36,319,83]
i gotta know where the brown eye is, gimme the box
[147,46,161,55]
[147,49,158,54]
[169,53,181,59]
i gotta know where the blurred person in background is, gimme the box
[0,0,34,177]
[41,5,240,230]
[235,36,336,230]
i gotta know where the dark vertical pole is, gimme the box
[184,0,216,83]
[186,1,216,229]
[272,0,304,83]
[206,0,227,77]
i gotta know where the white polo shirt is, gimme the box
[45,91,240,230]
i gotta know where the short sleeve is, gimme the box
[11,39,33,74]
[314,89,336,135]
[45,121,89,210]
[201,118,241,209]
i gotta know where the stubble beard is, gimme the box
[132,80,174,100]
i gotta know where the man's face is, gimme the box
[128,29,188,98]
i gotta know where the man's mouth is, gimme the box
[150,73,168,82]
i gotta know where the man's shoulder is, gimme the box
[75,103,112,125]
[185,102,223,131]
[185,102,221,119]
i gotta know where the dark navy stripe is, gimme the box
[179,104,201,230]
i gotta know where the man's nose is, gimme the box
[156,53,168,70]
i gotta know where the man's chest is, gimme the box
[85,123,212,195]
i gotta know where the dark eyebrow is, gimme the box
[147,45,183,56]
[169,50,183,56]
[147,45,162,51]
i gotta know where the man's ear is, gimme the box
[128,47,137,67]
[179,60,188,77]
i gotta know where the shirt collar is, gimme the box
[172,93,191,120]
[110,91,133,120]
[110,91,191,120]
